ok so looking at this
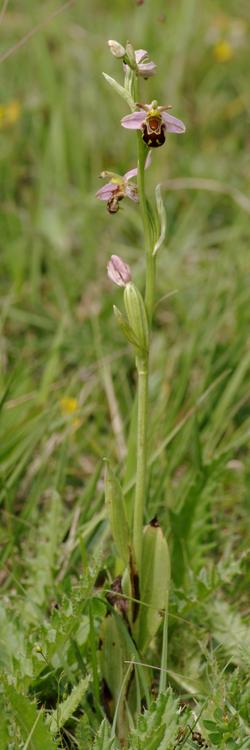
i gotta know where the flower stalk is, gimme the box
[133,354,148,571]
[99,39,186,727]
[102,40,185,576]
[136,131,155,324]
[132,133,153,571]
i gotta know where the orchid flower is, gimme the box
[121,100,186,148]
[124,49,156,78]
[108,39,156,77]
[96,152,151,213]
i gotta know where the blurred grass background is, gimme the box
[0,0,250,744]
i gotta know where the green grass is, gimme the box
[0,0,250,747]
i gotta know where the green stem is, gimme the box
[136,132,155,325]
[145,250,155,327]
[132,121,155,572]
[133,355,148,571]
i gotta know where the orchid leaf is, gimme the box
[102,73,135,110]
[135,522,170,653]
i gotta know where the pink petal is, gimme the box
[121,111,145,129]
[125,184,139,202]
[124,166,138,180]
[135,49,148,64]
[96,182,117,200]
[162,111,186,133]
[138,62,156,77]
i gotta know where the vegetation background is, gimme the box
[0,0,249,747]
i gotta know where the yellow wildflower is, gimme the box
[60,397,78,416]
[0,100,21,129]
[213,40,234,62]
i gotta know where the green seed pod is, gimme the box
[124,283,149,356]
[104,460,130,565]
[134,520,170,652]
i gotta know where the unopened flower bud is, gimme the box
[108,40,126,58]
[107,254,132,287]
[124,282,149,354]
[125,42,137,70]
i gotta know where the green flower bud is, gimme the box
[124,282,149,355]
[125,41,137,70]
[108,40,126,58]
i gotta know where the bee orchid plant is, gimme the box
[96,40,186,743]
